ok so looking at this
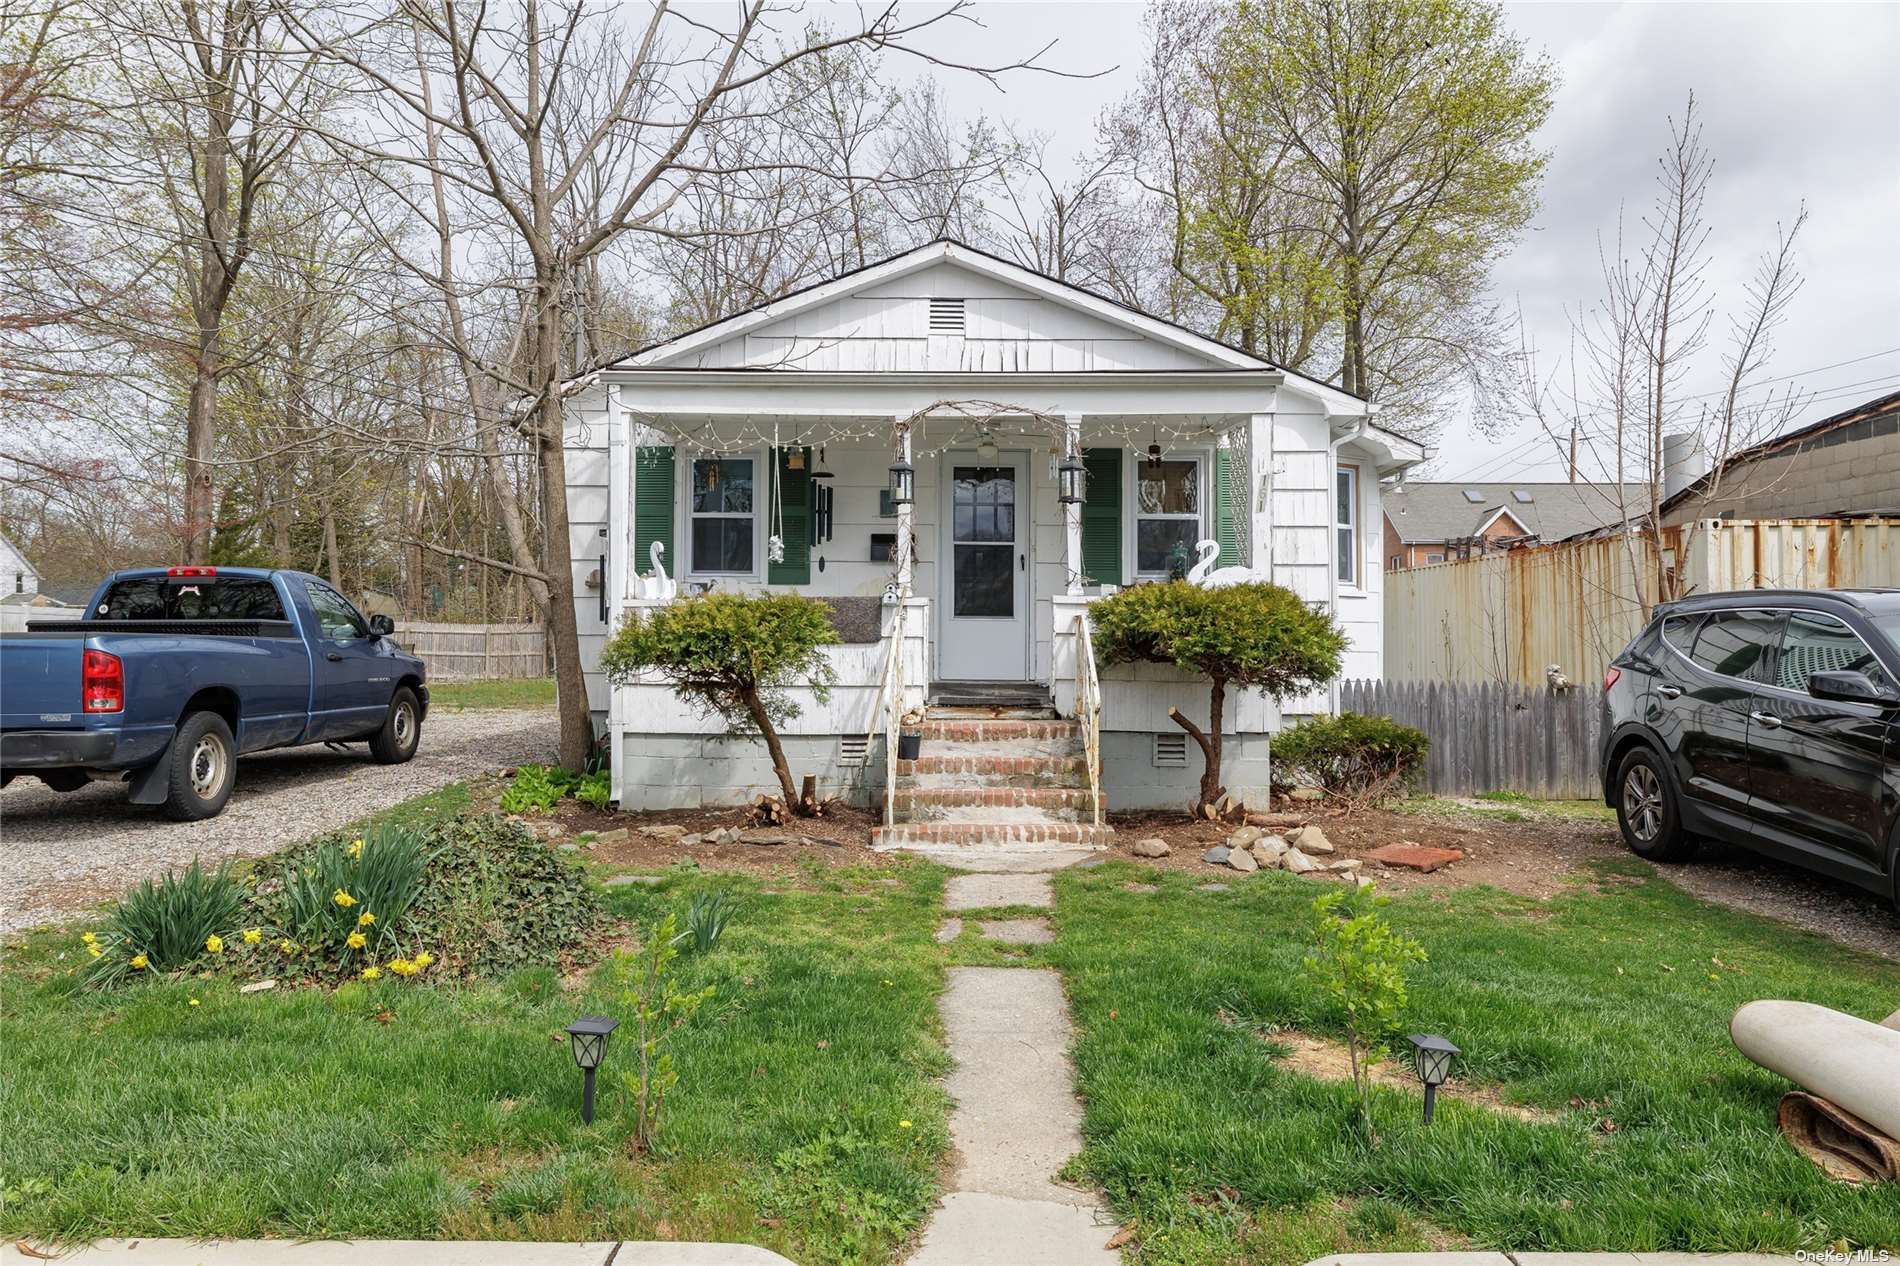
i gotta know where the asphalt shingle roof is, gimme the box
[1385,481,1647,545]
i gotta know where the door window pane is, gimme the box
[953,544,1013,617]
[1689,610,1779,682]
[953,467,1015,543]
[305,583,367,638]
[1778,613,1892,691]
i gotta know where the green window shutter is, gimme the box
[1081,447,1122,586]
[633,446,674,579]
[1214,448,1241,568]
[767,446,812,586]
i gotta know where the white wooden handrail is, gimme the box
[876,599,908,826]
[1072,612,1104,827]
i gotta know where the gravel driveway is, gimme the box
[0,708,556,935]
[1660,834,1900,963]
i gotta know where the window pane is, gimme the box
[1337,526,1354,582]
[305,583,366,638]
[1662,613,1705,656]
[954,467,1016,542]
[953,544,1013,616]
[1337,470,1354,526]
[1137,460,1198,516]
[1137,519,1200,575]
[1779,613,1889,691]
[692,458,754,513]
[1689,610,1779,681]
[691,518,753,573]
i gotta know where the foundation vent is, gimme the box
[1152,732,1188,769]
[927,297,966,334]
[839,734,871,766]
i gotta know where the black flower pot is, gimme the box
[898,731,922,761]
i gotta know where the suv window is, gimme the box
[1688,609,1779,682]
[1777,612,1894,693]
[304,582,368,639]
[95,577,286,621]
[1661,613,1704,656]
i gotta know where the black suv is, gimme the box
[1600,588,1900,903]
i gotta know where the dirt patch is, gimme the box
[1249,1023,1561,1125]
[1108,802,1621,901]
[531,796,885,879]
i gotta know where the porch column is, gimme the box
[895,418,914,594]
[1064,412,1084,594]
[1248,410,1274,571]
[607,384,629,612]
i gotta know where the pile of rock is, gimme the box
[1201,823,1361,879]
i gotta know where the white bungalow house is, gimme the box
[563,241,1425,846]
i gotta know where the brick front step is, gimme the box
[918,718,1079,743]
[892,786,1099,816]
[871,822,1116,848]
[896,754,1087,788]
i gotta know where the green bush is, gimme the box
[576,770,612,810]
[500,763,578,814]
[1271,712,1430,805]
[1303,882,1427,1145]
[279,822,432,966]
[84,860,246,989]
[599,593,836,810]
[1091,580,1346,812]
[678,890,733,954]
[403,814,604,976]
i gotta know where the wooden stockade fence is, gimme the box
[1339,679,1604,800]
[397,622,548,680]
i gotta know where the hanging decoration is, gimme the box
[766,421,786,564]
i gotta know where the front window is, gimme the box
[1135,457,1202,576]
[688,455,756,575]
[305,582,368,638]
[1336,466,1358,585]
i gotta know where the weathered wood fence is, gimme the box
[397,621,548,679]
[1339,679,1603,799]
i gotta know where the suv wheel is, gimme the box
[161,711,236,821]
[1615,747,1695,862]
[369,687,422,765]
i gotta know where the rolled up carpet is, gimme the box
[1779,1092,1900,1184]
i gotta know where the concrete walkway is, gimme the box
[0,1242,794,1265]
[909,869,1119,1266]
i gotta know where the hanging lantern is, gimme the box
[1058,453,1086,505]
[1146,424,1163,469]
[786,448,806,471]
[888,457,915,506]
[976,432,999,462]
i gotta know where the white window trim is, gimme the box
[680,448,766,580]
[1336,463,1361,590]
[1126,447,1213,580]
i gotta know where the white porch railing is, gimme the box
[874,598,908,826]
[1071,612,1104,827]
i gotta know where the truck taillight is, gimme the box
[167,565,217,577]
[1603,666,1621,691]
[83,649,124,713]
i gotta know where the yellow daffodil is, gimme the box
[205,935,224,954]
[347,838,364,859]
[899,1120,912,1130]
[332,888,356,908]
[360,965,381,980]
[130,954,149,970]
[387,959,417,976]
[87,944,103,958]
[413,951,433,969]
[357,912,376,927]
[189,998,201,1007]
[278,938,296,955]
[81,931,98,944]
[346,932,367,950]
[242,928,262,945]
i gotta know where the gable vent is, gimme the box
[1152,732,1188,769]
[839,734,870,766]
[927,297,966,334]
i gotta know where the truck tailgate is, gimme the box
[0,633,86,728]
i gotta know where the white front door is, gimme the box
[937,451,1030,681]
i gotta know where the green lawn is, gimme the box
[1049,859,1900,1264]
[428,678,558,711]
[0,861,951,1265]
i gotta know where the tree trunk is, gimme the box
[184,330,219,562]
[1167,675,1227,813]
[322,508,342,590]
[538,394,593,771]
[739,684,804,808]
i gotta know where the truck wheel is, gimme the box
[369,688,422,765]
[162,711,236,821]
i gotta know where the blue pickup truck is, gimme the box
[0,567,428,820]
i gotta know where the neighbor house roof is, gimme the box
[1659,387,1900,514]
[1385,481,1648,545]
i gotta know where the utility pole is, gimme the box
[1568,425,1579,483]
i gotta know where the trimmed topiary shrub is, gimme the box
[1271,711,1430,806]
[1091,580,1347,814]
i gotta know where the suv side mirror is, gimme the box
[1807,669,1900,707]
[368,614,396,638]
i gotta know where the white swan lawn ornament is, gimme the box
[640,540,677,601]
[1186,538,1272,588]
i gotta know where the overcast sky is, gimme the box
[910,1,1900,482]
